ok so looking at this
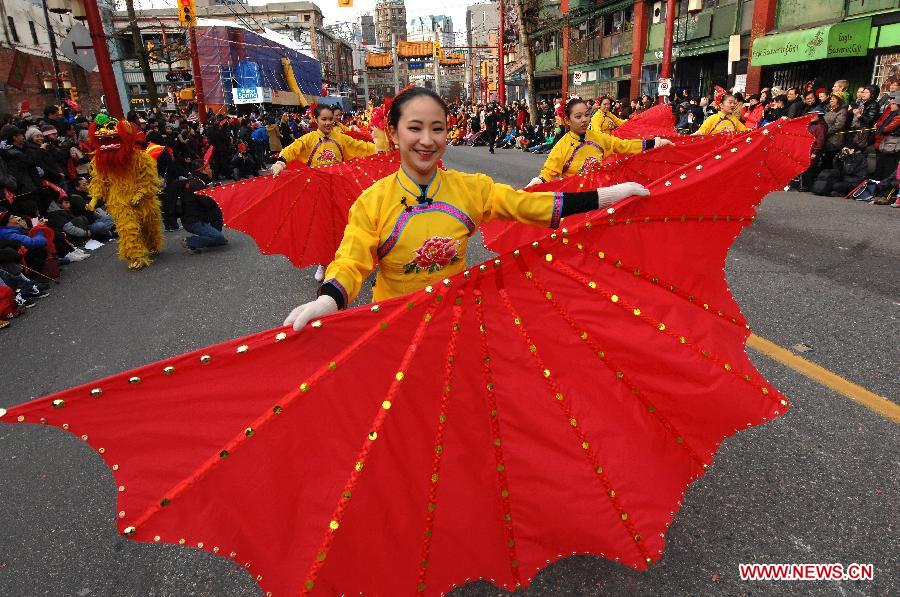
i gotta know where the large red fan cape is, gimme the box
[1,118,812,597]
[612,104,678,140]
[201,151,403,268]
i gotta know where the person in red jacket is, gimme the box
[742,95,765,129]
[873,92,900,180]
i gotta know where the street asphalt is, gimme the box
[0,145,897,597]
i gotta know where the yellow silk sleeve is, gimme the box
[733,117,748,132]
[594,130,643,155]
[473,173,558,227]
[538,140,568,181]
[323,189,380,305]
[278,135,314,164]
[336,132,376,160]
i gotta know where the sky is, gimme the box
[135,0,493,44]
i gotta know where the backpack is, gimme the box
[847,179,877,201]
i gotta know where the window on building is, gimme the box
[624,6,634,32]
[7,16,19,43]
[602,15,612,36]
[304,14,310,21]
[28,21,38,45]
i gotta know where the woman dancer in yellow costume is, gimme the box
[528,98,671,186]
[283,87,651,329]
[272,103,377,281]
[590,96,626,133]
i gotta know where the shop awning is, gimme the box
[750,18,871,67]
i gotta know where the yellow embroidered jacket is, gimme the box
[279,130,376,167]
[539,129,645,181]
[323,167,564,304]
[590,109,626,133]
[696,111,747,135]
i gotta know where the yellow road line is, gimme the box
[747,334,900,424]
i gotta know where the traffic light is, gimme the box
[178,0,197,27]
[69,88,78,102]
[433,41,440,59]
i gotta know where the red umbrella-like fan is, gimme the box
[201,151,403,268]
[612,104,678,140]
[0,117,812,597]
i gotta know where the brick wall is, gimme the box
[0,47,104,116]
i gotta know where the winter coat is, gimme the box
[808,120,826,156]
[0,144,43,195]
[180,178,220,227]
[835,151,868,184]
[0,225,47,249]
[823,107,848,152]
[785,98,805,119]
[230,153,257,176]
[743,104,765,129]
[251,126,270,148]
[46,201,89,238]
[873,109,900,151]
[24,141,64,184]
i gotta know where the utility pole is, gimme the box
[40,0,65,103]
[392,33,399,94]
[83,0,124,118]
[660,0,678,103]
[433,33,441,96]
[189,26,206,124]
[497,0,505,104]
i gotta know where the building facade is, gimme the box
[375,0,407,50]
[0,0,105,114]
[359,14,377,46]
[114,2,356,105]
[524,0,900,103]
[408,15,454,48]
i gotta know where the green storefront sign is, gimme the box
[751,18,871,67]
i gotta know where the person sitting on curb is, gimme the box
[180,176,228,254]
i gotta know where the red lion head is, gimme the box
[88,115,142,174]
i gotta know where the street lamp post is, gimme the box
[659,0,678,103]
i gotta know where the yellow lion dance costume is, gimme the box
[87,115,163,270]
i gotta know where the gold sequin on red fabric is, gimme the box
[416,290,465,595]
[302,290,444,593]
[473,286,523,590]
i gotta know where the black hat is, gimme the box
[1,124,23,143]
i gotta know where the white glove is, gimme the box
[653,136,673,148]
[596,182,650,209]
[526,176,544,187]
[271,161,286,177]
[283,295,338,331]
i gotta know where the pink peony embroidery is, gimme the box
[404,236,461,274]
[580,155,602,174]
[318,148,337,163]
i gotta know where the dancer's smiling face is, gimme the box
[316,108,335,135]
[390,95,447,182]
[565,101,591,135]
